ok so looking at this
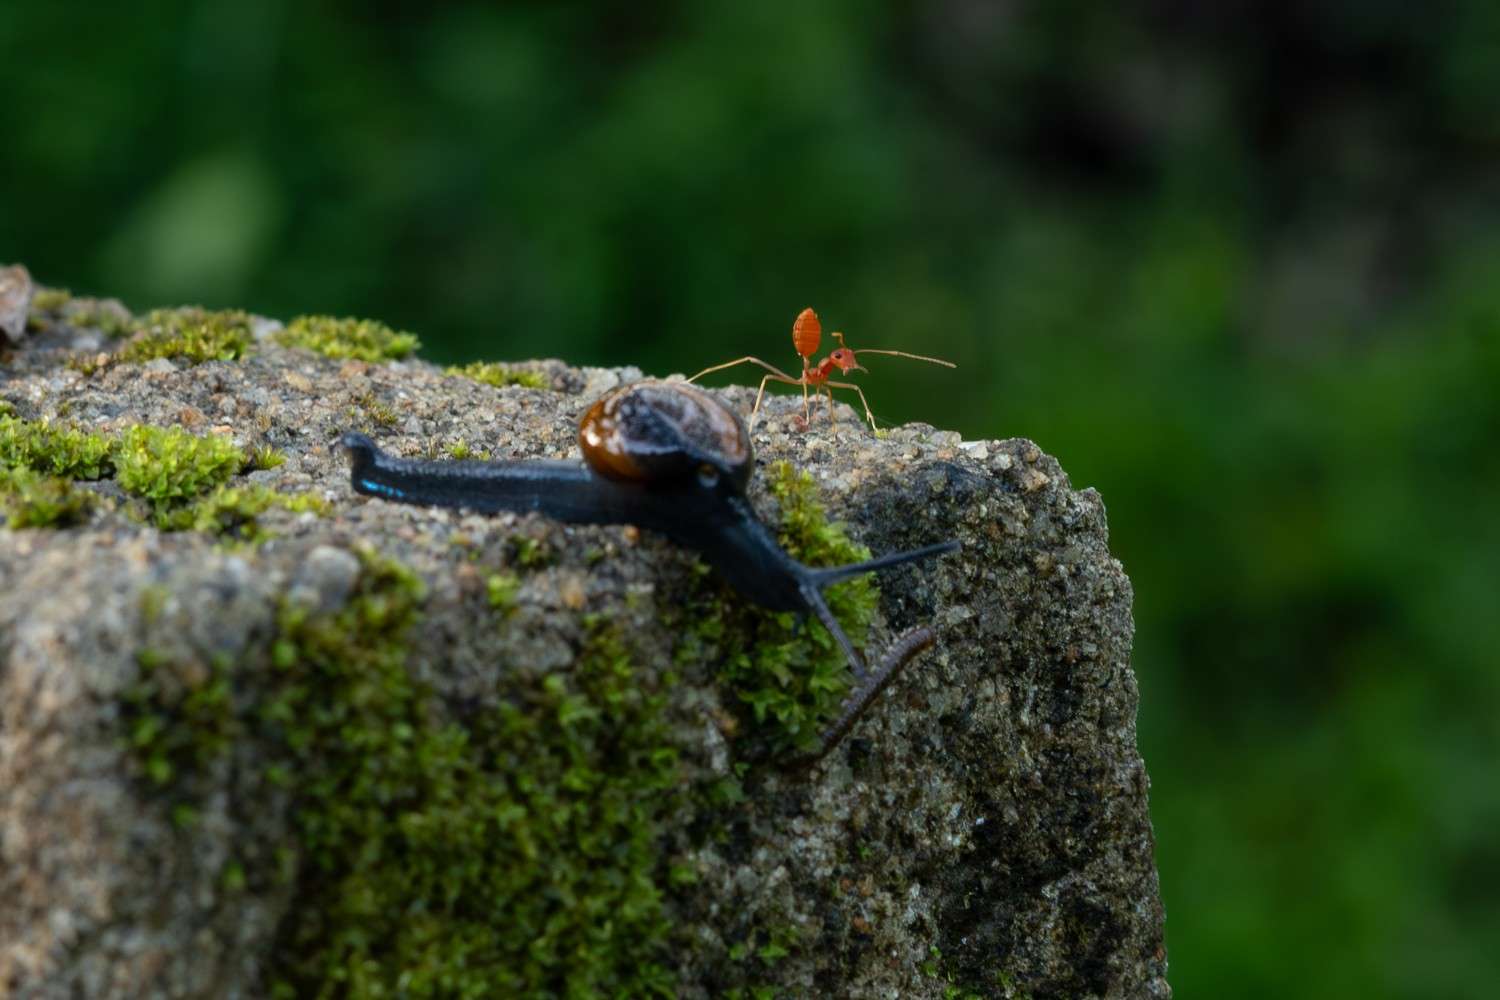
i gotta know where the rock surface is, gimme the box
[0,289,1170,998]
[0,265,33,343]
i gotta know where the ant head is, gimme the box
[827,341,866,374]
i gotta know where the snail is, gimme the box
[340,380,958,759]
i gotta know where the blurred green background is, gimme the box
[3,2,1497,996]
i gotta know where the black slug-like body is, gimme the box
[341,380,958,757]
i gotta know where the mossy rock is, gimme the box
[0,286,1169,998]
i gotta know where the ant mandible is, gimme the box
[686,307,956,433]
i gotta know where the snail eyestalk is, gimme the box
[790,626,938,768]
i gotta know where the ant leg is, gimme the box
[750,371,798,425]
[687,356,799,385]
[748,372,804,430]
[823,379,879,433]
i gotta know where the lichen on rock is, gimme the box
[0,279,1170,998]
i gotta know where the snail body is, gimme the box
[341,380,958,757]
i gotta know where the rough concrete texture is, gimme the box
[1,291,1170,998]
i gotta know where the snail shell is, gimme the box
[578,381,752,493]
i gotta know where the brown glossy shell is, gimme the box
[792,307,822,361]
[578,381,752,492]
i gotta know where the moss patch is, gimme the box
[121,308,254,364]
[921,945,998,1000]
[276,315,421,362]
[27,290,134,337]
[248,445,287,471]
[125,548,686,996]
[0,415,114,528]
[0,466,95,528]
[124,648,237,794]
[0,414,116,478]
[155,484,329,539]
[349,390,399,428]
[281,605,681,997]
[0,411,323,537]
[65,300,135,337]
[486,571,522,613]
[115,426,246,506]
[29,286,72,312]
[446,360,549,390]
[444,438,492,460]
[0,413,322,538]
[682,461,878,753]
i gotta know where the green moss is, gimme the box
[755,924,799,963]
[0,414,115,478]
[447,360,549,390]
[277,315,421,362]
[0,413,320,535]
[510,535,551,568]
[121,307,253,363]
[280,597,681,997]
[65,300,134,337]
[942,988,986,1000]
[0,411,320,536]
[115,426,246,506]
[155,484,330,539]
[125,547,686,997]
[921,946,1010,999]
[65,352,109,377]
[222,860,247,892]
[25,288,69,333]
[28,290,133,337]
[351,390,399,428]
[29,286,72,312]
[141,585,169,625]
[0,413,110,529]
[123,648,238,794]
[486,572,522,613]
[683,461,877,752]
[248,445,287,471]
[0,466,95,528]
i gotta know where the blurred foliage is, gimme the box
[2,1,1497,995]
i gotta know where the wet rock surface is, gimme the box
[0,291,1169,998]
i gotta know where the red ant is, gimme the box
[687,307,956,432]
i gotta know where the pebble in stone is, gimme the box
[286,545,363,613]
